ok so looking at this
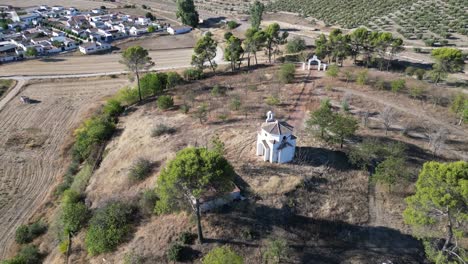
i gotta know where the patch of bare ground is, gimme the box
[114,32,196,51]
[0,49,194,76]
[45,66,426,263]
[309,67,467,236]
[0,76,129,258]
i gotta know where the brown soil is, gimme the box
[0,76,129,258]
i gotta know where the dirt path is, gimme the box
[0,78,127,258]
[0,79,25,112]
[287,71,313,130]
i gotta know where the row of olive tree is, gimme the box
[190,23,288,73]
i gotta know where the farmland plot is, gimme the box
[0,77,128,258]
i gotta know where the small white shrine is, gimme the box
[256,111,296,163]
[302,55,327,71]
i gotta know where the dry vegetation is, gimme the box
[0,79,15,99]
[33,64,465,263]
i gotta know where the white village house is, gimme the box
[167,26,192,35]
[79,41,111,54]
[256,111,296,163]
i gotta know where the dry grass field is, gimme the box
[0,76,129,258]
[34,66,457,263]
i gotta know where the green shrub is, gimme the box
[128,158,153,181]
[371,156,408,188]
[326,64,340,78]
[124,251,144,264]
[356,70,368,85]
[72,116,116,161]
[230,96,241,111]
[27,221,47,238]
[157,95,174,110]
[2,245,41,264]
[15,225,32,244]
[391,79,406,93]
[59,240,69,255]
[70,164,93,193]
[265,95,281,106]
[114,87,139,106]
[15,221,47,244]
[166,72,183,89]
[183,68,203,81]
[180,104,190,114]
[167,243,183,262]
[210,85,225,97]
[85,202,134,255]
[138,189,158,216]
[141,73,167,96]
[61,190,90,235]
[151,123,176,137]
[263,238,289,264]
[373,78,386,90]
[286,36,306,53]
[202,246,243,264]
[278,63,296,84]
[178,232,196,245]
[55,161,79,195]
[227,21,238,29]
[414,69,426,80]
[103,99,124,117]
[409,86,425,99]
[217,113,228,122]
[405,66,416,76]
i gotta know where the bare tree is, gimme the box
[401,120,415,136]
[361,109,370,128]
[428,127,448,156]
[381,106,397,135]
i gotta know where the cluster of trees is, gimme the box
[1,245,42,264]
[315,28,404,71]
[404,161,467,263]
[349,139,408,188]
[450,93,468,125]
[15,221,47,245]
[85,202,135,255]
[428,47,465,84]
[191,20,288,72]
[58,190,90,256]
[306,99,358,148]
[176,0,199,27]
[192,32,218,72]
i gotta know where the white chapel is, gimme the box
[256,111,296,163]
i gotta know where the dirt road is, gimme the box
[0,77,128,258]
[0,48,195,77]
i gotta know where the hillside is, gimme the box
[34,63,468,263]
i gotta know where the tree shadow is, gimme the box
[180,246,201,262]
[39,57,66,62]
[205,203,426,263]
[292,147,353,171]
[27,98,41,104]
